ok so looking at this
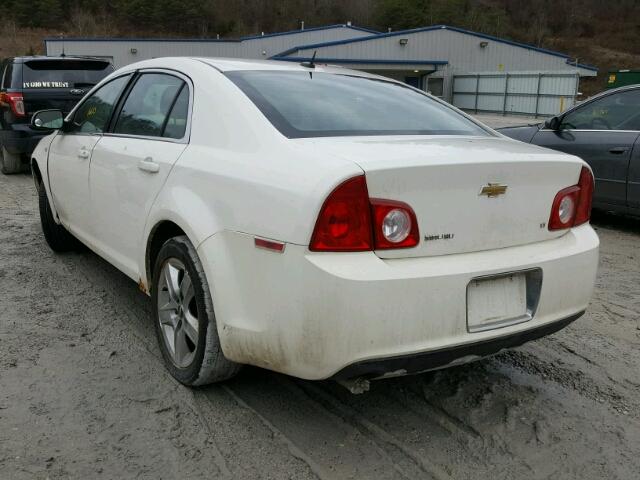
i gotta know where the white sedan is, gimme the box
[30,58,599,387]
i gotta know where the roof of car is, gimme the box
[122,56,365,76]
[194,57,334,72]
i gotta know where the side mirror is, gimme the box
[544,116,561,131]
[31,109,64,131]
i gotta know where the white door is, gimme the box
[48,74,132,243]
[88,72,190,279]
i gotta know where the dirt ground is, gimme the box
[0,172,639,480]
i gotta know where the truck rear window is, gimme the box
[22,60,113,89]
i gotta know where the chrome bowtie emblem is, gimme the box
[70,89,85,95]
[479,183,508,197]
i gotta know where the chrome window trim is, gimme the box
[106,68,194,145]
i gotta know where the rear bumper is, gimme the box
[333,311,583,380]
[198,224,599,380]
[0,125,46,156]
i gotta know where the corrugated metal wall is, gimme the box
[452,72,579,116]
[286,28,594,101]
[45,25,595,114]
[45,26,374,67]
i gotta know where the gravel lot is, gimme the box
[1,172,639,480]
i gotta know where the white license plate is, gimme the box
[467,273,528,332]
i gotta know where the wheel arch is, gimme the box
[145,220,188,292]
[31,158,43,187]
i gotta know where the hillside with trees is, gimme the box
[1,0,638,93]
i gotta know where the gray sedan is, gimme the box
[499,85,640,217]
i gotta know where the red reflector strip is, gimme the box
[254,237,285,253]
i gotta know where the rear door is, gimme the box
[88,71,190,278]
[48,74,132,243]
[531,88,640,210]
[21,59,114,116]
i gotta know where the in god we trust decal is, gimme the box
[23,81,70,88]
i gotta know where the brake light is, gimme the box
[310,176,420,251]
[0,92,25,117]
[310,176,373,251]
[575,166,594,226]
[549,166,593,230]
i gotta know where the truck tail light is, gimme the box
[310,175,419,252]
[0,92,26,117]
[549,166,594,230]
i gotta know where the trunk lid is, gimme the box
[297,136,585,259]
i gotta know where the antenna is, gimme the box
[60,33,66,57]
[300,50,317,69]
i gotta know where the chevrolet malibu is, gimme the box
[29,58,599,387]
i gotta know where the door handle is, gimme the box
[77,148,90,159]
[609,147,628,154]
[138,157,160,173]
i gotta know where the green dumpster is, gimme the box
[606,70,640,89]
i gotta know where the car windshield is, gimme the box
[226,70,490,139]
[22,60,113,89]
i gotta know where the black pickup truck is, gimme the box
[0,56,114,174]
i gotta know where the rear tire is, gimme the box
[38,182,78,252]
[0,146,23,175]
[152,236,241,386]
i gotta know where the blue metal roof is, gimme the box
[275,25,598,72]
[43,24,379,44]
[240,24,379,40]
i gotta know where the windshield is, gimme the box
[226,70,490,139]
[23,60,113,89]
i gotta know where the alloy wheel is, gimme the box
[157,258,199,368]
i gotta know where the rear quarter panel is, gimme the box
[140,61,362,285]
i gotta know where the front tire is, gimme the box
[0,146,23,175]
[152,236,240,386]
[38,182,78,252]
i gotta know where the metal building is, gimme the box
[44,24,376,68]
[45,24,597,115]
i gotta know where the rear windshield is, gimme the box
[22,60,113,89]
[226,70,489,138]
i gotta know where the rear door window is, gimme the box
[162,85,189,139]
[113,73,185,138]
[1,62,13,89]
[2,61,21,90]
[22,60,113,89]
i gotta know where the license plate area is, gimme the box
[466,269,542,333]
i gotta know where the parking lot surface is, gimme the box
[0,172,639,479]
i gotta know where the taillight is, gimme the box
[310,175,420,252]
[549,166,594,230]
[0,92,25,117]
[309,176,373,252]
[574,166,594,226]
[370,199,419,249]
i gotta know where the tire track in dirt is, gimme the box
[220,369,424,480]
[293,375,538,479]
